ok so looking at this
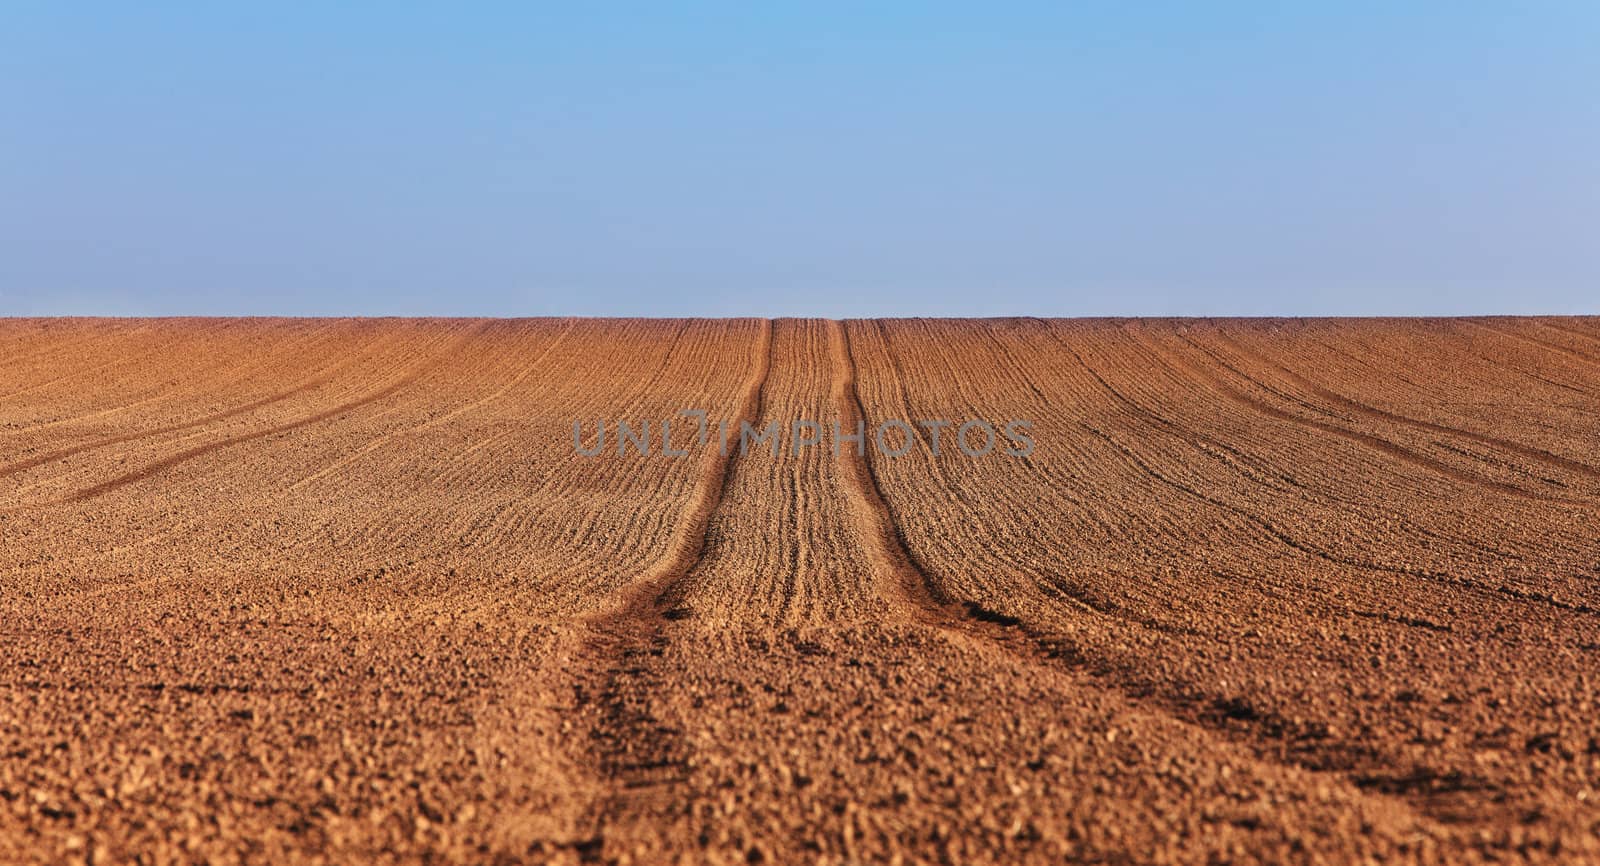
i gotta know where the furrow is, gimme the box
[54,322,486,504]
[832,320,1461,831]
[1209,330,1600,487]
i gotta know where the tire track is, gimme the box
[1467,320,1600,370]
[1157,331,1580,505]
[1090,322,1566,622]
[0,328,375,483]
[1209,329,1600,487]
[8,318,1598,863]
[1535,319,1600,354]
[830,320,952,615]
[1012,321,1512,625]
[1274,326,1600,490]
[1457,343,1600,401]
[0,319,316,430]
[460,320,703,609]
[594,320,774,622]
[572,319,773,861]
[52,323,487,504]
[1112,326,1543,567]
[831,319,1515,832]
[934,323,1169,624]
[0,322,162,397]
[0,321,106,368]
[1038,323,1312,501]
[287,319,576,492]
[1077,417,1598,617]
[861,320,1132,604]
[0,382,323,481]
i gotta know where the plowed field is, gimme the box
[3,317,1599,865]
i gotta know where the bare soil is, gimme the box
[2,317,1598,864]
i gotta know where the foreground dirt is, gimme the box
[2,317,1598,864]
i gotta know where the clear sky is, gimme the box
[2,3,1596,317]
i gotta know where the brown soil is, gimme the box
[2,317,1598,864]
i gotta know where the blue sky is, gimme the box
[2,3,1596,316]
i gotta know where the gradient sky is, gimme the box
[3,3,1596,317]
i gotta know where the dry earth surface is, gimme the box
[2,317,1599,864]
